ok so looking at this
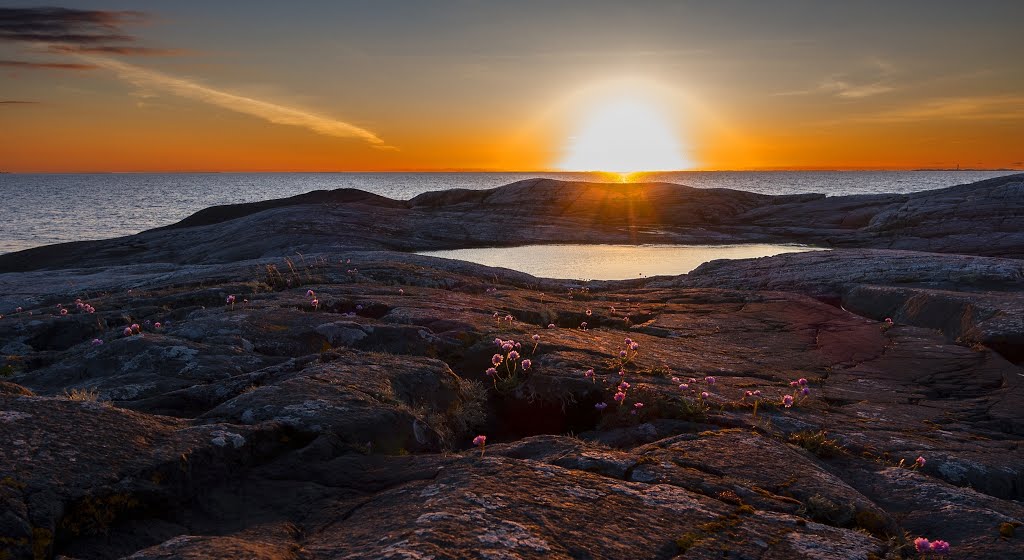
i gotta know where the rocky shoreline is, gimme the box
[1,175,1022,559]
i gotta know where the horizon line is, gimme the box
[3,167,1021,174]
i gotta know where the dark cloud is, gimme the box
[0,59,95,70]
[0,100,39,104]
[46,44,186,56]
[0,7,146,44]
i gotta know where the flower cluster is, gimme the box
[618,338,640,366]
[472,434,487,457]
[914,537,950,554]
[123,323,142,337]
[782,377,810,408]
[74,298,96,314]
[486,336,536,390]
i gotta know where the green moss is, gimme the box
[31,528,52,560]
[789,430,846,459]
[674,532,702,553]
[736,504,756,515]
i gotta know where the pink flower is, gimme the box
[398,288,404,295]
[494,338,503,346]
[624,338,633,345]
[154,322,161,329]
[521,359,532,370]
[800,387,810,396]
[472,435,486,446]
[915,456,926,468]
[306,289,315,297]
[131,323,140,334]
[60,308,67,315]
[585,309,592,316]
[700,391,709,399]
[619,350,627,358]
[311,298,319,308]
[618,381,630,391]
[508,350,520,361]
[744,390,753,398]
[782,395,795,408]
[790,381,800,387]
[914,538,931,553]
[753,390,762,397]
[501,341,514,352]
[547,323,556,329]
[532,334,540,342]
[226,295,235,304]
[613,391,626,403]
[356,304,363,310]
[595,402,608,411]
[485,367,497,377]
[504,314,513,322]
[580,321,587,330]
[492,354,503,366]
[91,338,103,346]
[705,376,716,384]
[123,327,133,336]
[629,342,639,351]
[633,402,644,410]
[679,383,689,390]
[930,540,950,554]
[797,378,808,386]
[671,377,680,383]
[584,368,594,379]
[885,317,893,325]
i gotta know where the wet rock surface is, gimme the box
[0,176,1022,559]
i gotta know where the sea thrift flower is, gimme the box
[492,354,503,366]
[306,290,315,297]
[580,321,587,330]
[801,387,810,396]
[226,295,236,306]
[547,323,555,329]
[914,538,931,553]
[123,327,133,336]
[618,381,630,391]
[885,317,894,325]
[797,378,808,386]
[91,338,103,346]
[629,342,639,351]
[472,435,486,457]
[752,390,762,397]
[633,402,644,410]
[705,376,716,384]
[356,304,363,311]
[790,381,800,387]
[584,368,595,382]
[782,395,795,408]
[930,540,950,554]
[671,377,680,383]
[700,391,709,399]
[915,456,926,468]
[154,322,161,329]
[585,309,592,316]
[504,314,513,322]
[485,367,497,377]
[60,308,67,315]
[494,338,503,346]
[679,383,689,390]
[521,359,532,370]
[131,323,141,334]
[613,391,626,403]
[311,298,319,309]
[620,350,627,358]
[398,288,404,295]
[532,334,540,342]
[595,402,608,411]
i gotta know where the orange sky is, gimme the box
[1,2,1022,172]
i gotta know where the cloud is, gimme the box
[45,44,187,56]
[0,7,145,44]
[0,59,95,70]
[862,95,1024,122]
[0,100,39,104]
[819,79,894,99]
[82,55,392,148]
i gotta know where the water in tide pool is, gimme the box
[418,244,825,280]
[0,170,1016,254]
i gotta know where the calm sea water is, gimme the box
[0,170,1015,254]
[418,243,825,280]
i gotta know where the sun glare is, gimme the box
[559,95,690,174]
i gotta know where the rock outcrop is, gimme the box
[1,175,1022,559]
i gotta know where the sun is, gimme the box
[558,94,691,173]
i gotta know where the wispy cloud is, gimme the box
[776,59,897,99]
[46,44,187,57]
[0,59,95,70]
[859,95,1024,122]
[0,7,145,44]
[0,100,39,104]
[83,55,391,148]
[819,79,894,99]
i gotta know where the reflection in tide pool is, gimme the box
[417,243,826,280]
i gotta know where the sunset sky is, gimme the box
[1,1,1022,172]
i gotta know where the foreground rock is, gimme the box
[0,176,1022,559]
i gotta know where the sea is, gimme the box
[0,170,1016,255]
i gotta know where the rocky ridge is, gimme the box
[0,175,1022,559]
